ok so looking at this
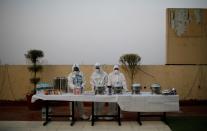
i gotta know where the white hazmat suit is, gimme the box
[68,64,88,120]
[107,64,128,117]
[90,63,108,116]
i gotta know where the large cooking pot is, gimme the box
[132,83,141,94]
[113,86,123,94]
[150,83,161,94]
[95,86,105,95]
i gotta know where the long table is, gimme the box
[42,100,75,126]
[32,92,179,126]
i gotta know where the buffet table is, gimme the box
[32,92,179,126]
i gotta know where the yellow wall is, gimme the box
[0,65,207,100]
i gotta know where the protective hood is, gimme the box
[113,64,119,70]
[72,64,80,71]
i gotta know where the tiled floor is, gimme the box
[0,121,171,131]
[0,104,206,131]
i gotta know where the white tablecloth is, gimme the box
[117,92,179,112]
[32,92,179,112]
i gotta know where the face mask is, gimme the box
[114,70,119,74]
[74,71,79,75]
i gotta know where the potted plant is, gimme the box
[119,53,141,86]
[25,49,44,110]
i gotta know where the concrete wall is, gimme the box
[0,0,207,65]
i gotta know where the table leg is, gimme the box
[91,102,94,126]
[70,101,75,126]
[137,112,142,125]
[117,104,121,126]
[162,112,169,125]
[43,101,50,126]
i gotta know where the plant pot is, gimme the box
[26,93,42,110]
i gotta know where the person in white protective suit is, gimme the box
[107,64,128,119]
[68,64,89,120]
[90,63,108,119]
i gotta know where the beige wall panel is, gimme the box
[1,65,207,100]
[167,9,207,64]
